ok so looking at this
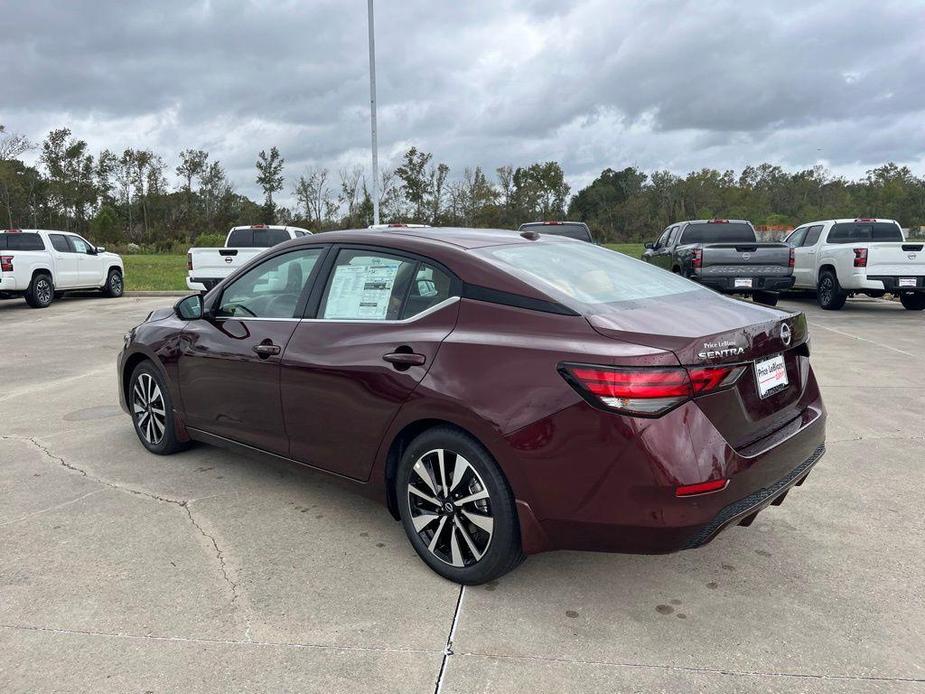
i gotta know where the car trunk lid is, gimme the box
[586,293,810,449]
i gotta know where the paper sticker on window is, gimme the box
[324,259,401,319]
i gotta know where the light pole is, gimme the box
[367,0,380,225]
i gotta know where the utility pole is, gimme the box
[367,0,380,225]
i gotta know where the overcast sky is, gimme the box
[5,0,925,204]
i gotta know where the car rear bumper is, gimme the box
[187,276,220,291]
[504,367,826,555]
[865,275,925,293]
[698,275,795,293]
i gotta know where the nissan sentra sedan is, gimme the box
[119,227,826,584]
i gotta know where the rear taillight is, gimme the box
[187,252,193,272]
[853,248,868,267]
[560,363,745,417]
[0,255,13,272]
[692,248,703,269]
[788,247,795,268]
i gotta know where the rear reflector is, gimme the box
[560,363,745,417]
[676,479,729,497]
[853,248,868,267]
[0,255,12,272]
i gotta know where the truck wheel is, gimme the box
[754,291,779,307]
[24,273,54,309]
[817,270,847,311]
[900,293,925,311]
[103,269,124,298]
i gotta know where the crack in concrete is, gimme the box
[3,435,247,636]
[452,651,925,684]
[433,585,465,694]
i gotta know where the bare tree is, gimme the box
[0,125,36,227]
[338,165,364,227]
[294,167,333,231]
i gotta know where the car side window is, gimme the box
[803,225,823,246]
[654,229,670,249]
[67,235,92,254]
[665,225,679,246]
[50,234,71,252]
[217,248,324,319]
[786,227,807,247]
[401,264,453,319]
[319,249,418,321]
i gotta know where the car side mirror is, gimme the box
[96,246,106,254]
[644,242,654,250]
[175,294,205,320]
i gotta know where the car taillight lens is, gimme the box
[0,255,12,272]
[853,248,868,267]
[187,252,193,271]
[788,247,795,268]
[560,363,745,417]
[692,248,703,269]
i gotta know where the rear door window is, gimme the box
[0,233,46,250]
[803,225,823,246]
[319,250,418,321]
[827,222,903,244]
[679,223,756,244]
[786,228,807,246]
[50,234,71,252]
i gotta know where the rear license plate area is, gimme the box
[898,278,916,287]
[734,278,753,288]
[755,354,788,398]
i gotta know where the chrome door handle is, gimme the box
[383,351,426,367]
[253,342,281,358]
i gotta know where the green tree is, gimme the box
[256,146,285,222]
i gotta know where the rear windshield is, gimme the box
[521,223,592,242]
[827,222,903,244]
[227,228,290,247]
[0,232,45,251]
[680,223,755,244]
[476,241,704,306]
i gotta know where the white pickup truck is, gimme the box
[186,224,312,291]
[786,218,925,310]
[0,229,124,308]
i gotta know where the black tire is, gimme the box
[900,293,925,310]
[753,291,779,307]
[397,426,524,585]
[103,268,124,298]
[817,270,847,310]
[129,361,189,455]
[24,273,54,308]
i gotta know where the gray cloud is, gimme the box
[5,0,925,204]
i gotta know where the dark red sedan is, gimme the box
[119,227,826,584]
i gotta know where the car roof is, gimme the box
[302,226,534,251]
[519,221,589,228]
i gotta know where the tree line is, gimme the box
[2,123,923,249]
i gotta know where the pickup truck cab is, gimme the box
[187,224,311,291]
[0,229,124,308]
[642,219,794,306]
[786,218,925,310]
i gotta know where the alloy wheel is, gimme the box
[36,279,52,305]
[819,277,832,304]
[406,448,494,567]
[111,273,123,294]
[132,373,166,445]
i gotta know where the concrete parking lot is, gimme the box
[1,293,923,693]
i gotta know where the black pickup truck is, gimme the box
[641,219,794,306]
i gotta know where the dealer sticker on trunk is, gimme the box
[755,354,788,398]
[898,278,916,287]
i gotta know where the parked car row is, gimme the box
[0,229,124,308]
[640,217,924,311]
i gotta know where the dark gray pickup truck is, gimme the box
[641,219,794,306]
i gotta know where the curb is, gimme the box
[125,291,193,297]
